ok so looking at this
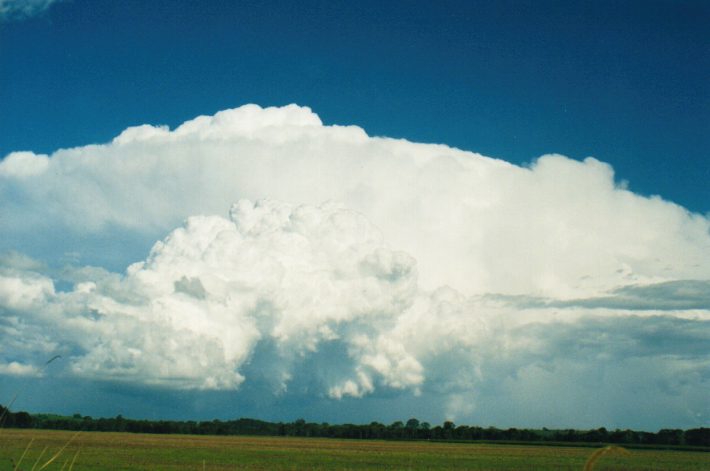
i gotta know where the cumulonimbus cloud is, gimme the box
[2,104,709,298]
[0,200,425,392]
[1,104,709,427]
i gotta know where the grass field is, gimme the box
[1,429,708,470]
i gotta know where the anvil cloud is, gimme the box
[1,105,708,429]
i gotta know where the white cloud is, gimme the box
[1,199,708,427]
[2,105,709,299]
[0,361,40,376]
[1,104,709,427]
[0,0,59,20]
[0,152,50,178]
[0,200,425,392]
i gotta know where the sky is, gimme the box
[0,0,709,431]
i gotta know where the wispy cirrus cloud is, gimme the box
[0,0,60,21]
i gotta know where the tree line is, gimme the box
[1,404,708,447]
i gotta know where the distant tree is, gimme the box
[0,405,9,427]
[294,418,306,436]
[456,425,471,439]
[657,429,683,445]
[685,428,710,447]
[442,421,455,439]
[388,421,404,439]
[368,421,385,439]
[14,411,33,428]
[469,426,483,440]
[597,427,609,442]
[405,418,420,438]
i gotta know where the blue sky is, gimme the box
[1,0,709,431]
[1,0,708,212]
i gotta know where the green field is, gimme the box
[0,429,708,470]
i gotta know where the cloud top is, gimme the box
[2,104,709,299]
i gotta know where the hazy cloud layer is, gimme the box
[1,105,709,428]
[0,0,59,20]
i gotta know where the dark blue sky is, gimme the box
[1,0,708,212]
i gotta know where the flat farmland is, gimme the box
[0,429,708,470]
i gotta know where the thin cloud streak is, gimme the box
[0,0,59,21]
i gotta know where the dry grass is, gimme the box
[583,445,631,471]
[6,431,81,471]
[1,429,709,470]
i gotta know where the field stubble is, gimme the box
[0,429,708,470]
